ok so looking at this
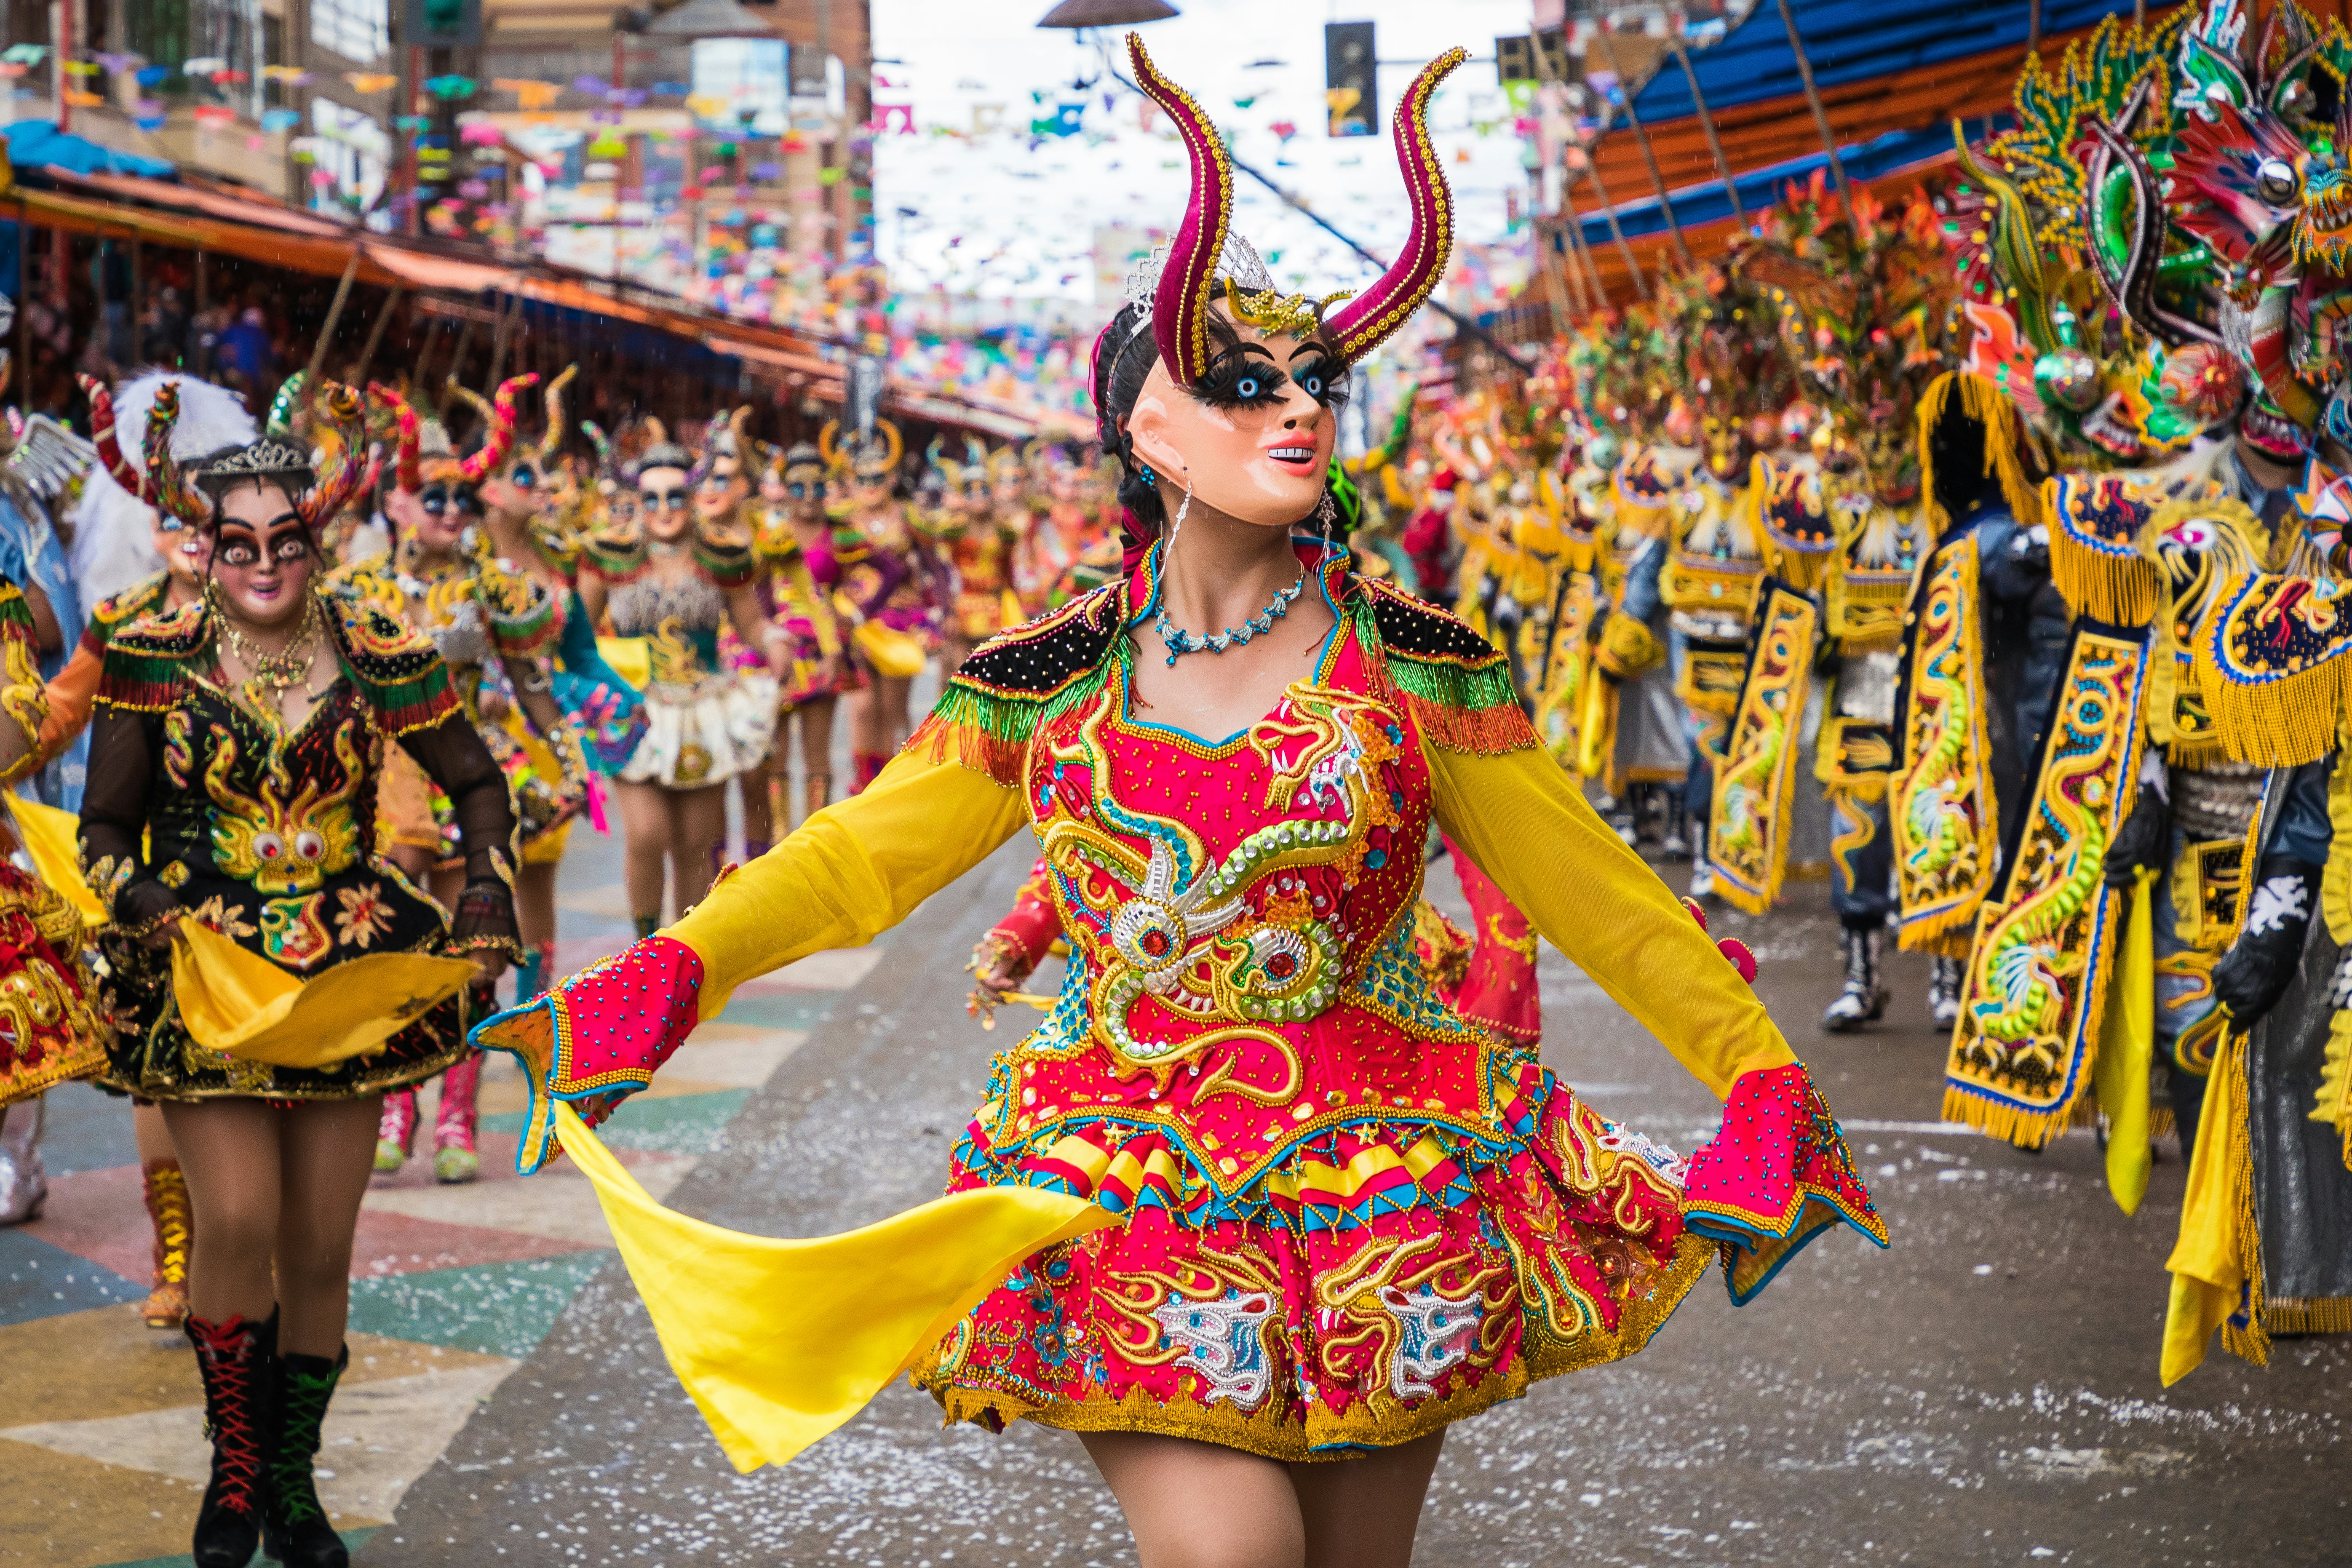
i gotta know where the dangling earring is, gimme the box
[1141,466,1157,488]
[1167,472,1192,556]
[1315,489,1339,569]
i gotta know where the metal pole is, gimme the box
[1669,31,1742,225]
[1583,153,1649,301]
[487,291,518,384]
[130,235,143,367]
[1775,0,1855,213]
[304,250,362,407]
[353,284,403,387]
[1550,215,1589,316]
[1561,170,1612,306]
[2028,0,2042,55]
[1594,22,1692,267]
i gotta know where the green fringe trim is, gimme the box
[910,657,1114,788]
[95,644,190,713]
[0,579,34,639]
[1353,593,1536,756]
[360,660,459,736]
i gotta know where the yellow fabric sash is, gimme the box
[9,796,104,928]
[171,923,478,1068]
[2092,870,2157,1215]
[552,1103,1116,1471]
[2162,1027,2265,1385]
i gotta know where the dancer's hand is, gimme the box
[470,950,510,985]
[138,913,182,950]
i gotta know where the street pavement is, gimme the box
[10,812,2350,1567]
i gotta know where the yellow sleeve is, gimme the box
[1428,742,1795,1099]
[667,743,1032,1019]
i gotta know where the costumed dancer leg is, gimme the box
[433,1046,484,1185]
[135,1102,194,1328]
[0,1094,45,1224]
[1822,785,1893,1033]
[374,1089,419,1173]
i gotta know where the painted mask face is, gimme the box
[1124,307,1347,530]
[695,457,748,524]
[150,508,205,589]
[1701,415,1748,483]
[783,468,825,519]
[208,483,313,626]
[477,458,540,520]
[639,466,694,541]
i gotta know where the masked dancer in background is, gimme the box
[476,39,1879,1567]
[85,383,519,1568]
[756,440,847,829]
[578,434,779,937]
[828,419,936,791]
[335,385,585,1185]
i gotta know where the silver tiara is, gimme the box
[197,438,313,483]
[1123,231,1277,337]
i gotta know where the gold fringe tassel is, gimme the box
[2309,1008,2352,1173]
[2045,474,2161,628]
[2261,1296,2352,1335]
[2198,574,2352,768]
[1939,1083,2079,1151]
[2220,1031,2272,1368]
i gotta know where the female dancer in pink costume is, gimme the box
[479,38,1882,1568]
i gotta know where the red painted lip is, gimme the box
[1262,442,1319,474]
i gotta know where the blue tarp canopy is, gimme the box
[4,120,176,179]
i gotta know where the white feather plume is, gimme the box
[69,374,258,607]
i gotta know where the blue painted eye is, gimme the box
[1236,375,1262,398]
[1299,370,1324,397]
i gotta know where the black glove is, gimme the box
[2103,789,2171,888]
[2212,856,2323,1025]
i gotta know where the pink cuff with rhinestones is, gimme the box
[1680,1061,1888,1303]
[470,935,704,1174]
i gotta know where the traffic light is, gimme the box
[1325,21,1374,137]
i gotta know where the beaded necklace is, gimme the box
[1153,563,1307,666]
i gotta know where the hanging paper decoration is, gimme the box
[261,108,301,131]
[424,75,477,101]
[134,63,169,85]
[2,45,51,65]
[460,121,505,147]
[94,51,136,72]
[134,115,164,130]
[262,65,312,84]
[192,104,236,125]
[61,59,101,75]
[649,80,689,96]
[343,72,396,93]
[685,93,727,118]
[586,130,628,159]
[182,55,228,77]
[493,77,562,111]
[62,90,102,107]
[0,64,25,79]
[394,114,430,131]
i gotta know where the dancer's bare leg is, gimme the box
[1081,1432,1306,1568]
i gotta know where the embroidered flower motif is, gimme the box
[334,884,393,948]
[187,896,259,941]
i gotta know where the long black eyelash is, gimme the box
[1289,355,1353,410]
[1194,353,1290,411]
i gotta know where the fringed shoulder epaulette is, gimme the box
[473,557,557,659]
[526,517,583,580]
[2047,474,2161,627]
[906,583,1123,787]
[329,600,459,736]
[693,524,760,592]
[83,572,171,653]
[2196,572,2352,767]
[321,559,405,622]
[581,525,648,584]
[0,577,35,641]
[1358,577,1535,755]
[97,599,210,712]
[754,517,804,569]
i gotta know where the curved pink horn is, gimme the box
[80,374,156,503]
[1126,33,1232,391]
[1324,48,1467,366]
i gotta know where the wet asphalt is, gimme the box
[358,843,2352,1568]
